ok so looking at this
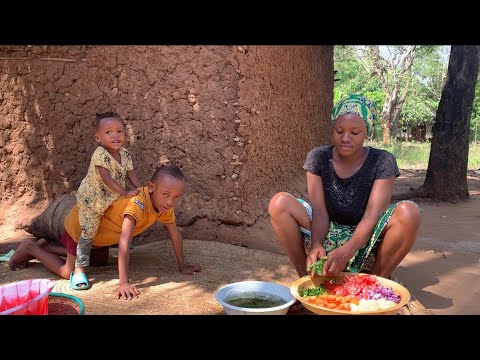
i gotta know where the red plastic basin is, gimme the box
[0,279,54,315]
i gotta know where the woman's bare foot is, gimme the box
[8,238,48,270]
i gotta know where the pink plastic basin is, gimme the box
[0,279,54,315]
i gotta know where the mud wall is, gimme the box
[0,45,333,249]
[234,46,333,224]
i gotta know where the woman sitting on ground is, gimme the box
[269,94,422,279]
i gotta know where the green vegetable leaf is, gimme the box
[306,257,328,275]
[299,284,327,297]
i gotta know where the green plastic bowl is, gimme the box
[48,292,85,315]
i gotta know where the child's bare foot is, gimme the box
[8,238,48,270]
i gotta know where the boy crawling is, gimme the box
[9,163,201,300]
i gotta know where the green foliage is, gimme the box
[363,90,385,110]
[335,45,480,145]
[367,140,480,170]
[307,257,328,275]
[334,89,347,105]
[398,46,449,127]
[470,144,480,168]
[299,284,327,297]
[412,45,449,98]
[334,45,455,134]
[471,119,480,143]
[333,46,380,95]
[400,92,437,127]
[470,73,480,142]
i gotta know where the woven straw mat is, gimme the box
[0,240,301,315]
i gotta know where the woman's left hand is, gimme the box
[322,245,354,276]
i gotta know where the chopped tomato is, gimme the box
[329,285,348,296]
[343,275,360,284]
[346,283,361,295]
[361,275,378,285]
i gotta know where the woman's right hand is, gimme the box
[306,245,327,270]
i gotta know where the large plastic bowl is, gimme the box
[48,292,85,315]
[215,280,296,315]
[0,279,54,315]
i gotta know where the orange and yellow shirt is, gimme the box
[64,186,175,247]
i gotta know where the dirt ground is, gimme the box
[387,169,480,315]
[1,169,479,315]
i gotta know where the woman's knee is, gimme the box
[394,201,422,227]
[268,192,294,217]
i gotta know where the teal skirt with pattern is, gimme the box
[298,199,419,273]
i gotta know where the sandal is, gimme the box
[0,249,15,262]
[70,272,90,290]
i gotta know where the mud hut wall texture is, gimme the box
[0,45,333,244]
[233,46,333,225]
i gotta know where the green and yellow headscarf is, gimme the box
[331,94,378,135]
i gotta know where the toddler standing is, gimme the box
[72,112,141,290]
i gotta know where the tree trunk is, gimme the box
[382,117,392,144]
[392,62,413,137]
[421,46,480,201]
[368,125,376,141]
[381,96,395,144]
[391,113,399,138]
[392,87,410,136]
[356,46,416,145]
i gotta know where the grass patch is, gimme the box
[366,141,480,170]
